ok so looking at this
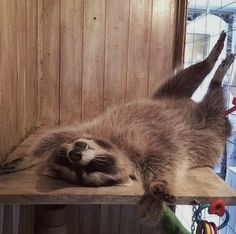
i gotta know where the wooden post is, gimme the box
[35,205,68,234]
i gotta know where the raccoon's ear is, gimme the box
[42,167,59,179]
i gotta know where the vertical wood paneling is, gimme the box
[100,205,121,234]
[67,205,80,234]
[60,0,83,124]
[0,0,38,162]
[82,0,106,120]
[174,0,188,69]
[17,0,27,146]
[119,205,141,234]
[148,0,177,95]
[79,205,100,234]
[26,0,38,132]
[0,206,4,234]
[0,0,11,160]
[39,0,60,125]
[12,205,20,234]
[126,0,152,101]
[8,0,18,156]
[2,206,13,234]
[18,206,35,234]
[0,0,3,159]
[0,0,18,162]
[103,0,129,108]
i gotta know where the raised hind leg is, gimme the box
[153,31,226,100]
[190,54,235,168]
[198,53,235,120]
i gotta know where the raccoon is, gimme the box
[0,32,234,225]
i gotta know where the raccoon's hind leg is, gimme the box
[198,53,235,120]
[153,31,226,99]
[191,54,235,167]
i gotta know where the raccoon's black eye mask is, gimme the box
[84,155,117,174]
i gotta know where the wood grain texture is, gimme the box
[174,0,188,70]
[26,0,38,133]
[103,0,129,108]
[12,205,20,234]
[82,0,106,120]
[119,205,141,234]
[17,0,28,145]
[2,206,13,234]
[148,0,177,96]
[0,0,18,162]
[0,0,38,162]
[79,205,100,234]
[126,0,152,101]
[0,206,4,234]
[0,0,12,160]
[18,206,35,234]
[100,205,121,234]
[39,0,60,125]
[60,0,83,124]
[67,205,80,234]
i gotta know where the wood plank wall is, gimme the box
[0,0,38,162]
[0,0,184,233]
[39,0,178,125]
[0,0,38,233]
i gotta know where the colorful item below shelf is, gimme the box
[196,220,216,234]
[193,198,230,232]
[160,205,190,234]
[208,198,225,217]
[224,97,236,116]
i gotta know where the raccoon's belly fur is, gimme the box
[86,99,227,169]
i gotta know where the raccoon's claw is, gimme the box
[221,53,235,68]
[137,194,164,226]
[208,31,226,63]
[0,158,23,174]
[212,53,236,84]
[150,181,176,204]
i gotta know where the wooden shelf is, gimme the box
[0,127,236,205]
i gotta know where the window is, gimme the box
[176,1,236,233]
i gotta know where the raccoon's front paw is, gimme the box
[0,158,24,174]
[137,194,164,226]
[150,181,176,204]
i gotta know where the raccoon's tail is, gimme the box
[0,154,45,175]
[136,194,164,226]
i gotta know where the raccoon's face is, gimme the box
[46,137,133,186]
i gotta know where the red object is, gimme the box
[208,198,225,217]
[224,97,236,116]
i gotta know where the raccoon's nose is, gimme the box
[74,141,88,150]
[68,149,82,162]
